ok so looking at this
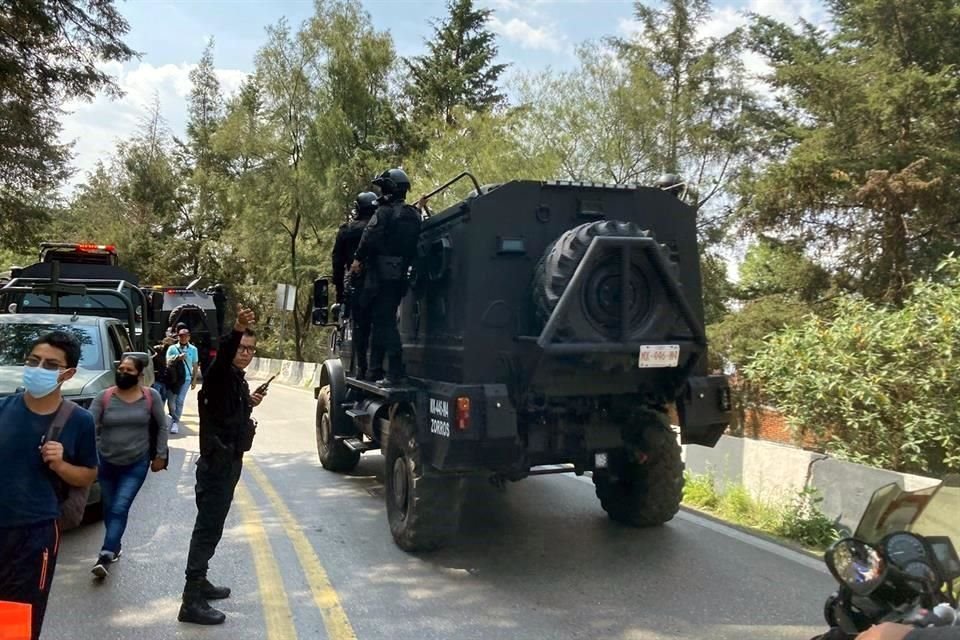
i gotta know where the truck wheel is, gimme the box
[594,421,684,526]
[385,413,464,552]
[316,385,360,472]
[533,220,677,343]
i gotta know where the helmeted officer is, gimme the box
[654,173,687,199]
[352,168,421,386]
[331,191,378,378]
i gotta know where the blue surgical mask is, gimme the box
[23,366,62,398]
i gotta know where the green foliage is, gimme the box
[776,487,842,549]
[708,237,830,373]
[0,0,136,248]
[404,106,560,211]
[700,252,734,327]
[404,0,508,127]
[741,0,960,304]
[708,295,812,371]
[683,472,841,550]
[745,256,960,474]
[682,470,719,509]
[738,237,830,302]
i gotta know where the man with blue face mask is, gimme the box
[0,330,98,639]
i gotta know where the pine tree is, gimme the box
[404,0,508,126]
[0,0,136,249]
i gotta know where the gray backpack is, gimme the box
[46,400,91,530]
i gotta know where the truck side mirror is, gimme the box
[312,278,330,326]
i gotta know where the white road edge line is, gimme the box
[568,474,828,574]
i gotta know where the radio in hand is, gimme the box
[254,374,276,397]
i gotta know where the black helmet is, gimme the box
[372,168,410,201]
[352,191,378,220]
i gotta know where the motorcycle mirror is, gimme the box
[826,538,887,597]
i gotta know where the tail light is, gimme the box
[209,349,217,358]
[455,396,471,431]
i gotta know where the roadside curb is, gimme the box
[678,504,824,561]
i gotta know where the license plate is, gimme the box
[638,345,680,368]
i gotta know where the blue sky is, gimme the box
[60,0,825,186]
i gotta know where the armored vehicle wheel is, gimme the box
[385,413,465,552]
[316,385,360,472]
[594,419,684,527]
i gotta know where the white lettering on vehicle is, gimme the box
[429,398,450,437]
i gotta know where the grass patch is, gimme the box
[682,471,842,551]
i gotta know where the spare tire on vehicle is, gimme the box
[532,220,672,343]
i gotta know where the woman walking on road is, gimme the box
[88,355,169,578]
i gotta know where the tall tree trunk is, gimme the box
[881,206,910,306]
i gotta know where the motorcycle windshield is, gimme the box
[854,474,960,548]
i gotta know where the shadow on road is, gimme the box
[253,449,831,640]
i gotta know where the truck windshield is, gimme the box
[0,323,103,369]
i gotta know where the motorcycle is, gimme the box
[814,474,960,638]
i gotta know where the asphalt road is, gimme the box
[43,379,835,640]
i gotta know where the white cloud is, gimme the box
[488,15,566,53]
[748,0,825,26]
[58,62,248,190]
[616,16,642,39]
[700,6,749,40]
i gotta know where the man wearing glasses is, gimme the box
[179,306,266,626]
[0,331,98,639]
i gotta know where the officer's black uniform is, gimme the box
[355,169,421,385]
[179,328,256,625]
[331,192,377,378]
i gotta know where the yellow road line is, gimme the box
[247,461,358,640]
[236,480,299,639]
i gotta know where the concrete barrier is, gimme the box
[810,458,939,530]
[683,434,939,530]
[248,356,321,389]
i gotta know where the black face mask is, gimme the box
[115,371,139,390]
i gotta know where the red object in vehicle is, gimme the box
[455,396,471,431]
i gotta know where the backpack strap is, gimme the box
[98,386,117,425]
[45,400,78,442]
[142,386,153,412]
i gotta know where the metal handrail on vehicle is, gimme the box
[1,263,148,349]
[416,171,483,218]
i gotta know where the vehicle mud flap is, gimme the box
[677,375,732,447]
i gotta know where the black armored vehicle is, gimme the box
[311,173,732,551]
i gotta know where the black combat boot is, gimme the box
[378,354,405,387]
[178,580,226,625]
[200,578,231,600]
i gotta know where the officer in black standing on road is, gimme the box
[331,191,378,379]
[351,168,422,386]
[178,305,264,626]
